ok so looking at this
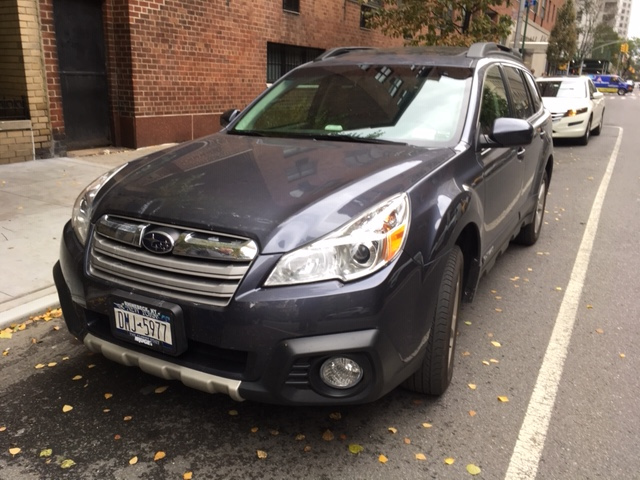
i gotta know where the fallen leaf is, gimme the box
[422,423,432,428]
[339,433,347,440]
[490,289,497,294]
[53,326,61,331]
[103,409,111,413]
[303,445,312,453]
[620,353,626,358]
[510,276,520,281]
[123,416,133,421]
[468,384,477,390]
[251,427,259,433]
[495,296,502,300]
[129,456,138,465]
[415,453,427,461]
[322,429,335,441]
[104,393,113,399]
[9,447,21,456]
[379,454,388,464]
[62,405,73,413]
[88,364,96,369]
[17,323,26,330]
[114,434,121,440]
[388,427,398,434]
[464,321,472,326]
[586,304,593,309]
[527,267,533,272]
[40,448,53,457]
[329,412,342,420]
[403,438,411,445]
[595,328,604,334]
[491,341,501,347]
[47,362,57,367]
[155,386,169,394]
[469,410,477,417]
[62,356,69,360]
[461,351,471,356]
[228,410,238,416]
[555,287,563,291]
[35,363,45,369]
[72,375,82,381]
[295,434,305,441]
[154,451,166,461]
[444,457,455,465]
[183,473,193,480]
[0,426,6,432]
[348,444,364,454]
[495,308,503,313]
[467,464,481,475]
[270,430,279,436]
[2,349,9,356]
[60,459,76,469]
[482,360,490,366]
[498,396,509,403]
[256,450,268,459]
[490,359,499,364]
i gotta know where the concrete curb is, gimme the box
[0,286,60,329]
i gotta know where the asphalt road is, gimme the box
[1,93,639,480]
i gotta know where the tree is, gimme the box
[574,0,604,72]
[546,0,578,73]
[366,0,513,47]
[591,23,621,72]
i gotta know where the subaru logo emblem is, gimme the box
[141,230,175,254]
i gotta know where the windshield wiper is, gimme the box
[228,129,406,145]
[309,134,407,145]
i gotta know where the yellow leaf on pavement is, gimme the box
[295,434,305,441]
[329,412,342,420]
[348,444,364,454]
[129,456,138,465]
[62,405,73,413]
[467,464,482,475]
[228,410,238,416]
[183,473,193,480]
[404,438,411,444]
[256,450,268,459]
[60,459,76,469]
[387,427,398,434]
[482,360,490,366]
[620,353,626,358]
[595,328,604,334]
[469,410,477,417]
[468,384,477,390]
[422,423,432,428]
[72,375,82,381]
[491,341,501,347]
[104,393,113,399]
[155,386,169,394]
[498,396,509,403]
[40,449,53,457]
[0,426,6,432]
[251,427,259,433]
[35,363,45,369]
[154,451,166,461]
[415,453,427,461]
[47,362,57,367]
[444,457,455,465]
[123,416,133,421]
[379,454,388,464]
[9,447,21,456]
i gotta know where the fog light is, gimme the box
[320,357,363,389]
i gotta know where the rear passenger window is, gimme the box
[504,66,532,119]
[479,66,509,135]
[522,71,542,113]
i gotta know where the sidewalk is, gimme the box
[0,144,175,328]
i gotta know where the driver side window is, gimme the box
[479,66,509,136]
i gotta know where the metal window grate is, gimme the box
[283,0,299,13]
[267,43,324,83]
[0,96,29,120]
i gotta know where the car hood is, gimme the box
[542,96,592,113]
[94,134,456,253]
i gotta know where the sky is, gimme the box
[630,0,640,38]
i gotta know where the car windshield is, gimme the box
[536,80,587,99]
[230,63,473,147]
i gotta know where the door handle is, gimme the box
[516,147,526,160]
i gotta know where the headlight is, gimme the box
[71,163,129,245]
[265,193,410,286]
[565,107,588,117]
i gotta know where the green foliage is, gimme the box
[546,0,578,70]
[366,0,513,47]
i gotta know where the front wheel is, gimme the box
[618,88,626,96]
[515,171,548,246]
[578,118,591,146]
[403,246,463,396]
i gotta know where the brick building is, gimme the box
[0,0,401,163]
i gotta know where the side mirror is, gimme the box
[220,109,241,127]
[592,91,604,100]
[478,118,534,149]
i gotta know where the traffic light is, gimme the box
[620,43,629,53]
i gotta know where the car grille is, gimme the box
[550,112,565,122]
[88,215,258,306]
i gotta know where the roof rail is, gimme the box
[315,47,376,61]
[467,42,521,61]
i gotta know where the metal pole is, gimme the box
[521,5,530,56]
[513,0,526,52]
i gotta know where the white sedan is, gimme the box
[536,76,605,146]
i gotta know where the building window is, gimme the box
[267,43,325,84]
[360,0,381,28]
[283,0,299,13]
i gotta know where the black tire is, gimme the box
[515,171,548,246]
[578,118,591,146]
[617,88,626,96]
[592,110,604,136]
[404,246,463,396]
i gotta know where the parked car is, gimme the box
[536,75,605,145]
[54,43,553,406]
[588,74,629,95]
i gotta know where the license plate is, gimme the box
[110,296,186,356]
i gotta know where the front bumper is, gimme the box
[551,113,590,138]
[54,221,446,405]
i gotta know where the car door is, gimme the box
[476,64,525,263]
[587,78,604,126]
